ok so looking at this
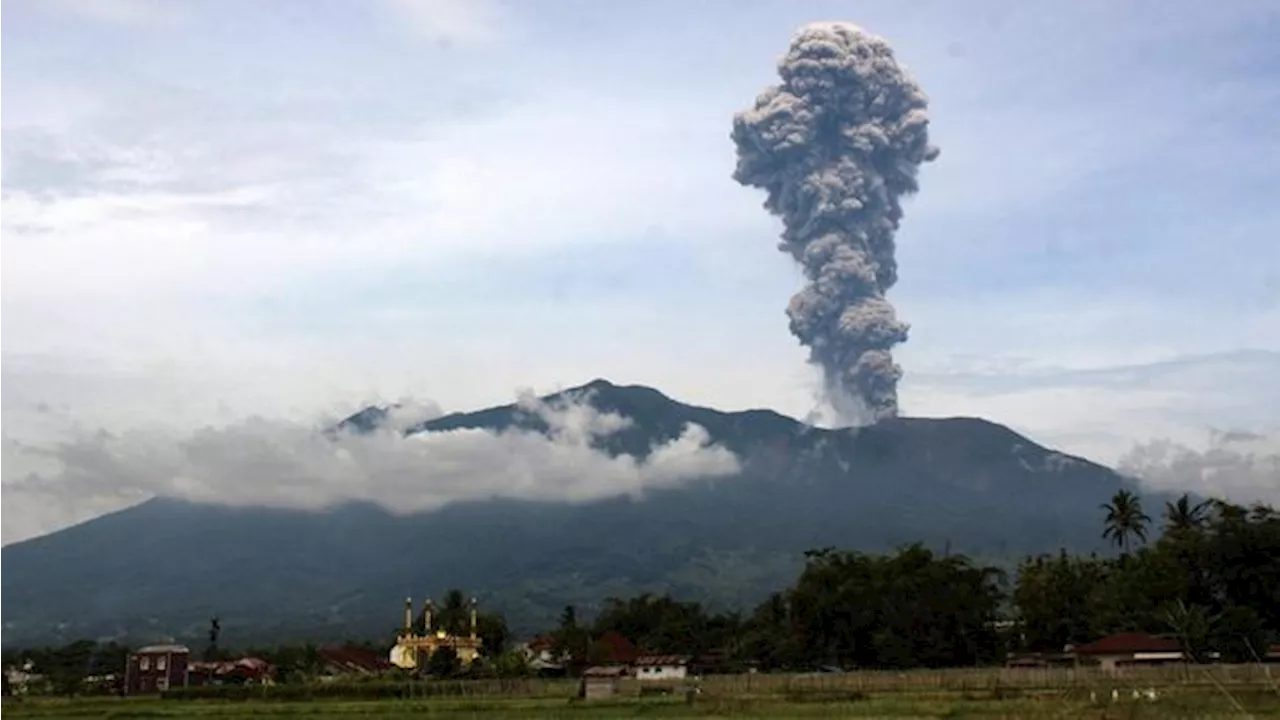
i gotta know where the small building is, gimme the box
[389,596,483,670]
[632,654,690,682]
[124,644,190,694]
[518,635,556,664]
[1074,633,1184,671]
[580,665,627,700]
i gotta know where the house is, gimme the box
[1073,633,1184,671]
[632,654,691,681]
[4,660,42,696]
[519,635,555,662]
[517,635,563,673]
[579,665,627,700]
[317,646,394,677]
[124,644,190,694]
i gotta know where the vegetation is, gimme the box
[4,674,1280,718]
[4,492,1277,709]
[1015,494,1279,658]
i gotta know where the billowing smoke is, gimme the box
[732,22,938,422]
[0,390,742,544]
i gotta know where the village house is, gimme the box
[1073,632,1184,671]
[124,644,190,694]
[516,635,563,674]
[632,654,691,681]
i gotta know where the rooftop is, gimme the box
[134,644,191,654]
[1074,632,1182,656]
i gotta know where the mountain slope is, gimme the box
[1,380,1147,648]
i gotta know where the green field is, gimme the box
[6,666,1280,719]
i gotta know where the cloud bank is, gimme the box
[1119,429,1280,506]
[0,390,741,544]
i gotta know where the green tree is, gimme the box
[1163,494,1209,535]
[1161,599,1213,663]
[551,605,590,674]
[44,640,95,697]
[490,650,532,678]
[1210,605,1269,664]
[1101,489,1151,555]
[1013,550,1107,652]
[743,545,1003,670]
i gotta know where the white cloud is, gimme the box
[40,0,189,28]
[0,389,741,544]
[381,0,507,45]
[903,350,1280,466]
[1119,430,1280,507]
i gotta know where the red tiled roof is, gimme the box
[527,635,555,652]
[633,654,691,667]
[1074,633,1182,655]
[597,631,638,664]
[317,646,393,673]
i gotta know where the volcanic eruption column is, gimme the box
[732,23,938,422]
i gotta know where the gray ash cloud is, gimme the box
[732,22,938,422]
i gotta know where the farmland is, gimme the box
[5,665,1280,718]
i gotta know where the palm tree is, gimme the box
[1163,493,1208,534]
[1101,489,1151,555]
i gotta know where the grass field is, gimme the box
[5,665,1280,719]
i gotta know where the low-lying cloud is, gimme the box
[1119,429,1280,506]
[1,390,741,544]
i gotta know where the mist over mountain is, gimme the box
[1,379,1153,648]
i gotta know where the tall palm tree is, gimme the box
[1101,489,1151,555]
[1163,493,1209,534]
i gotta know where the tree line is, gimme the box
[6,492,1278,693]
[546,492,1279,671]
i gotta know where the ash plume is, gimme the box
[732,22,938,422]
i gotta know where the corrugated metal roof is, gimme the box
[633,654,690,666]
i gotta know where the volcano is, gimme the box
[0,379,1149,648]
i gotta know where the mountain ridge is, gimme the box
[1,379,1150,648]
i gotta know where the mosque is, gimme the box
[389,596,483,669]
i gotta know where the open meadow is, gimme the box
[5,665,1280,719]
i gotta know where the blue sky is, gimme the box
[3,0,1278,540]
